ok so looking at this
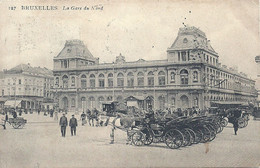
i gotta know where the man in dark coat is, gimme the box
[69,114,78,136]
[59,113,68,137]
[233,117,239,135]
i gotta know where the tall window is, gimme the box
[55,77,59,87]
[19,79,21,84]
[180,69,188,85]
[71,98,75,107]
[194,97,199,107]
[108,73,113,87]
[98,74,105,88]
[117,73,124,87]
[89,97,95,109]
[98,96,104,110]
[81,75,87,88]
[147,71,154,86]
[170,72,175,82]
[62,75,68,88]
[90,74,95,88]
[158,71,166,86]
[171,97,175,107]
[127,72,134,87]
[181,52,186,61]
[158,96,165,110]
[193,71,198,82]
[137,72,144,86]
[71,76,75,87]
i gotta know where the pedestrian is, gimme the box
[38,108,40,115]
[81,112,86,126]
[69,114,78,136]
[54,110,58,121]
[18,109,22,116]
[233,117,239,135]
[59,113,68,137]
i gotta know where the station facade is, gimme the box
[53,26,257,112]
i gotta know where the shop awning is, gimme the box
[4,100,22,107]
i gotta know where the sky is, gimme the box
[0,0,259,79]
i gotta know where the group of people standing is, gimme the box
[59,113,78,137]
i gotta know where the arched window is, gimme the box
[81,75,87,88]
[171,97,175,107]
[71,76,75,87]
[98,74,105,88]
[107,96,113,101]
[127,72,134,87]
[158,71,166,86]
[183,38,188,43]
[170,72,175,82]
[62,75,69,88]
[117,96,123,102]
[98,96,104,110]
[193,71,198,82]
[194,97,198,107]
[147,71,154,86]
[158,95,165,110]
[137,72,144,86]
[55,77,59,87]
[89,97,95,109]
[108,73,113,87]
[180,69,188,85]
[90,74,95,88]
[117,73,124,87]
[71,98,75,107]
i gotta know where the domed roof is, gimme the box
[54,40,96,61]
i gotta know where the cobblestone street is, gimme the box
[0,113,259,168]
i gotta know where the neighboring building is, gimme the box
[0,64,54,110]
[255,56,260,102]
[53,26,257,112]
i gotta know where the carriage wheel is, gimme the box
[186,128,196,145]
[201,127,211,143]
[238,118,245,128]
[194,129,203,144]
[221,118,228,127]
[153,136,162,143]
[165,129,183,149]
[12,123,20,129]
[132,131,144,146]
[180,129,191,147]
[140,127,153,145]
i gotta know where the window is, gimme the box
[181,52,186,61]
[170,72,175,82]
[19,79,21,84]
[194,97,199,107]
[89,97,95,109]
[148,71,154,86]
[98,96,104,109]
[158,96,165,110]
[108,73,113,87]
[180,69,188,85]
[117,73,124,87]
[81,75,87,88]
[158,71,166,86]
[99,74,105,88]
[62,75,69,88]
[71,76,75,87]
[90,74,95,88]
[67,49,71,53]
[171,97,175,107]
[193,71,198,82]
[68,97,75,107]
[107,96,113,101]
[64,60,68,68]
[137,72,144,86]
[183,38,188,43]
[127,72,134,87]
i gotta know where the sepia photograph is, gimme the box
[0,0,259,167]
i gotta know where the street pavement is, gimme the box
[0,113,259,168]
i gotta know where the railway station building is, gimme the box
[52,26,257,112]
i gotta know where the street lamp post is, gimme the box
[13,77,17,111]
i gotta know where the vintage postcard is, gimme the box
[0,0,259,167]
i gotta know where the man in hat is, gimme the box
[59,113,68,137]
[69,114,78,136]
